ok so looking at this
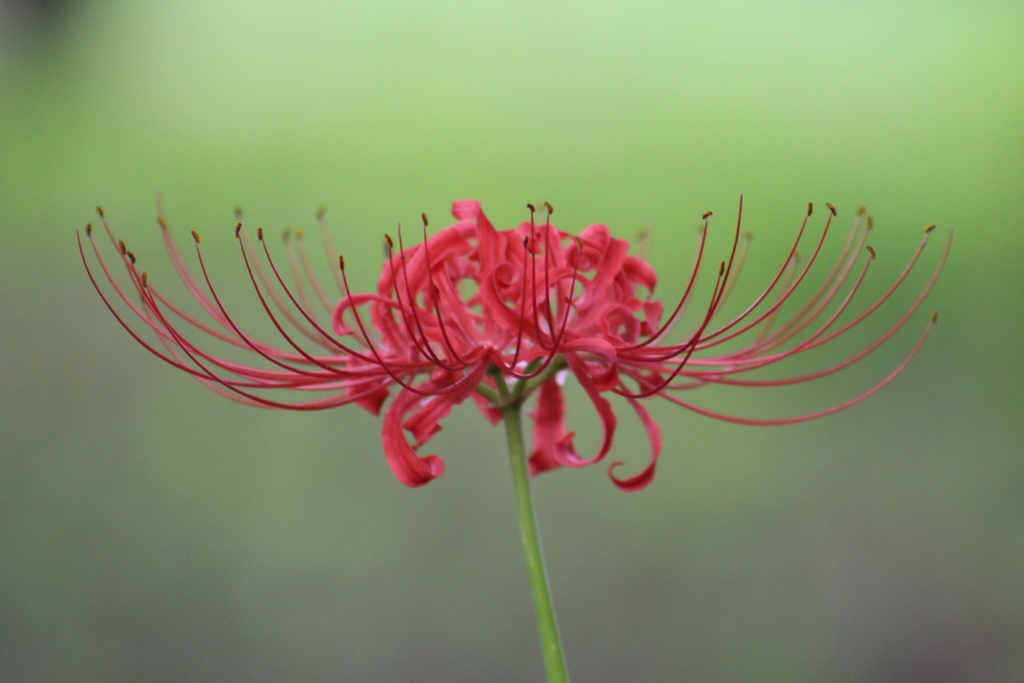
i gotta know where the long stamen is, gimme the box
[396,223,458,370]
[626,211,710,350]
[616,261,727,399]
[316,206,347,296]
[659,311,939,425]
[542,202,556,336]
[696,201,836,349]
[339,256,480,397]
[526,205,549,350]
[294,228,335,313]
[239,221,333,349]
[420,212,467,365]
[509,236,531,369]
[197,232,354,379]
[248,227,378,362]
[283,229,317,318]
[241,232,379,374]
[385,234,448,365]
[493,235,584,381]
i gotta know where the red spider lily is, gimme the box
[79,198,949,491]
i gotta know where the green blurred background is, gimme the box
[1,0,1021,680]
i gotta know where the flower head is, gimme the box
[80,198,949,491]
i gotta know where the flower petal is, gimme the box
[547,352,617,469]
[380,362,488,487]
[381,389,446,487]
[608,398,662,492]
[528,377,567,476]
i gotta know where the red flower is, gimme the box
[80,198,949,491]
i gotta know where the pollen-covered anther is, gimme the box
[857,205,867,216]
[421,213,429,228]
[191,231,200,244]
[702,211,713,220]
[295,228,304,239]
[316,205,326,220]
[866,245,876,260]
[866,215,874,230]
[85,223,92,237]
[544,202,553,214]
[718,261,725,275]
[234,206,244,221]
[234,223,242,238]
[157,216,167,230]
[283,228,292,242]
[742,231,753,242]
[807,202,813,216]
[384,234,394,249]
[140,272,148,287]
[96,206,105,218]
[118,240,127,255]
[527,203,536,214]
[925,223,936,234]
[931,310,938,323]
[338,255,346,270]
[826,203,837,216]
[126,250,136,264]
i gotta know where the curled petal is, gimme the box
[622,255,657,293]
[528,377,567,476]
[563,338,618,389]
[608,398,662,492]
[381,389,446,487]
[547,353,617,469]
[380,362,488,487]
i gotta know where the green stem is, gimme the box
[502,403,570,683]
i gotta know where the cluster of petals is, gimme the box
[79,198,950,491]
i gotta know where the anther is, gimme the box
[141,272,148,287]
[807,202,813,216]
[421,213,429,228]
[702,211,713,220]
[866,215,874,230]
[283,228,292,242]
[235,223,242,238]
[191,231,200,244]
[544,202,553,215]
[930,310,938,323]
[295,228,304,239]
[857,205,866,216]
[826,203,837,216]
[866,245,876,260]
[126,250,136,264]
[718,261,725,276]
[338,255,345,270]
[316,206,326,220]
[96,206,105,218]
[527,203,536,214]
[119,240,127,254]
[523,236,529,248]
[575,237,584,248]
[157,216,167,230]
[234,207,244,221]
[924,223,936,234]
[384,234,394,249]
[257,228,264,241]
[742,231,753,242]
[85,223,92,236]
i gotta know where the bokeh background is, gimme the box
[1,0,1022,681]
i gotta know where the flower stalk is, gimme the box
[502,400,569,683]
